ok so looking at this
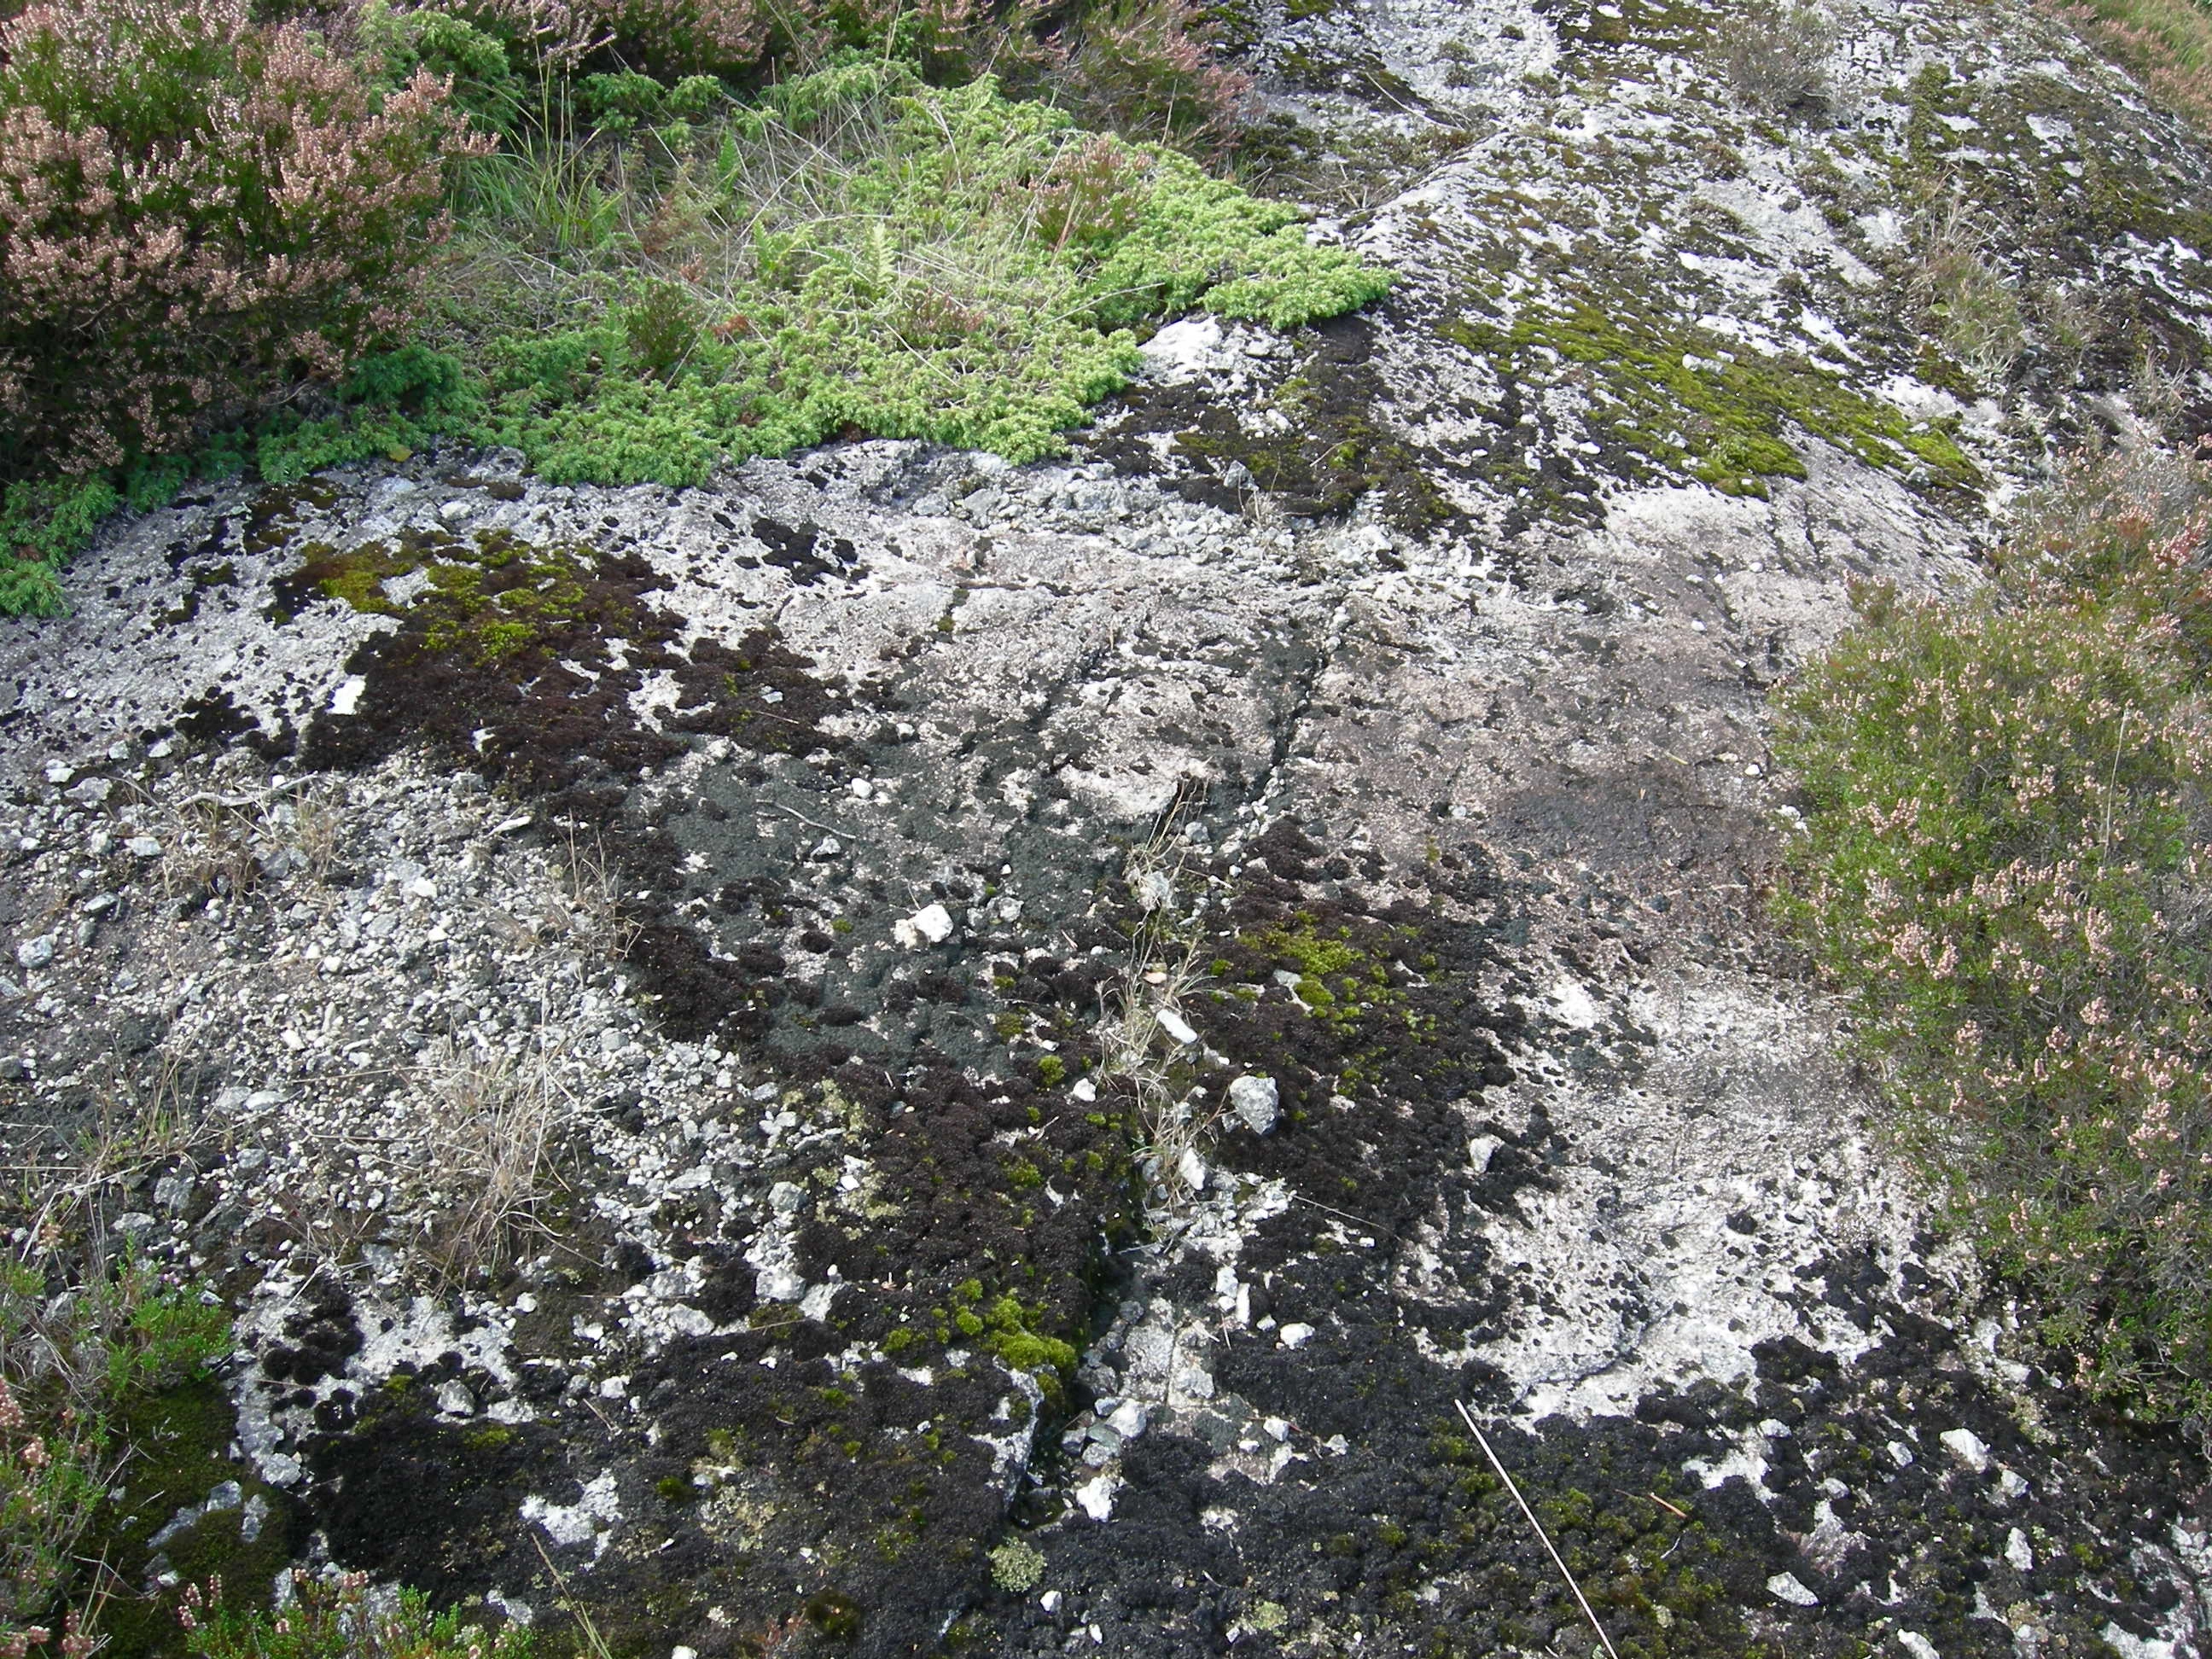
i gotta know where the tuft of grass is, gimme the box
[1091,827,1236,1213]
[1912,195,2027,389]
[1775,445,2212,1430]
[413,1035,579,1286]
[2068,0,2212,133]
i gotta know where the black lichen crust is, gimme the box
[291,522,843,1040]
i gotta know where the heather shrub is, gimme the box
[2069,0,2212,134]
[1056,0,1250,152]
[1776,447,2212,1428]
[0,0,479,480]
[406,0,1246,141]
[432,0,784,75]
[0,1255,230,1652]
[177,1573,534,1659]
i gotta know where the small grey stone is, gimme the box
[125,836,163,858]
[894,903,955,947]
[1227,1074,1279,1135]
[1766,1572,1819,1607]
[114,1212,157,1236]
[1075,1365,1119,1399]
[1190,1411,1238,1453]
[1940,1427,1990,1473]
[147,1505,204,1551]
[15,934,55,970]
[436,1380,479,1417]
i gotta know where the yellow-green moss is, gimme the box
[1444,301,1979,500]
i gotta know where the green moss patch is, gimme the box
[276,530,615,665]
[79,1383,297,1659]
[1446,300,1978,500]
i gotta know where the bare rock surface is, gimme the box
[4,0,2212,1652]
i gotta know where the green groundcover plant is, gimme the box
[0,1254,232,1654]
[175,1573,533,1659]
[0,0,1384,615]
[1776,446,2212,1429]
[414,60,1389,484]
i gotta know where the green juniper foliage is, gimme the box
[0,9,1387,614]
[394,61,1390,485]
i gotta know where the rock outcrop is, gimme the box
[4,0,2212,1653]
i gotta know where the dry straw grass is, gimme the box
[413,1033,579,1284]
[1091,823,1236,1213]
[2069,0,2212,131]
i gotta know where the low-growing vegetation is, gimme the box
[2069,0,2212,133]
[1776,445,2212,1428]
[1719,1,1837,121]
[0,1252,231,1653]
[0,0,1386,614]
[176,1573,534,1659]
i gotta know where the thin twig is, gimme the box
[761,800,851,838]
[2100,703,2133,864]
[1455,1400,1622,1659]
[1289,1191,1398,1241]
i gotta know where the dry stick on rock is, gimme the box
[1453,1399,1623,1659]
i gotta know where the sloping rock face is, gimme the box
[3,0,2212,1655]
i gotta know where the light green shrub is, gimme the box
[439,64,1390,482]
